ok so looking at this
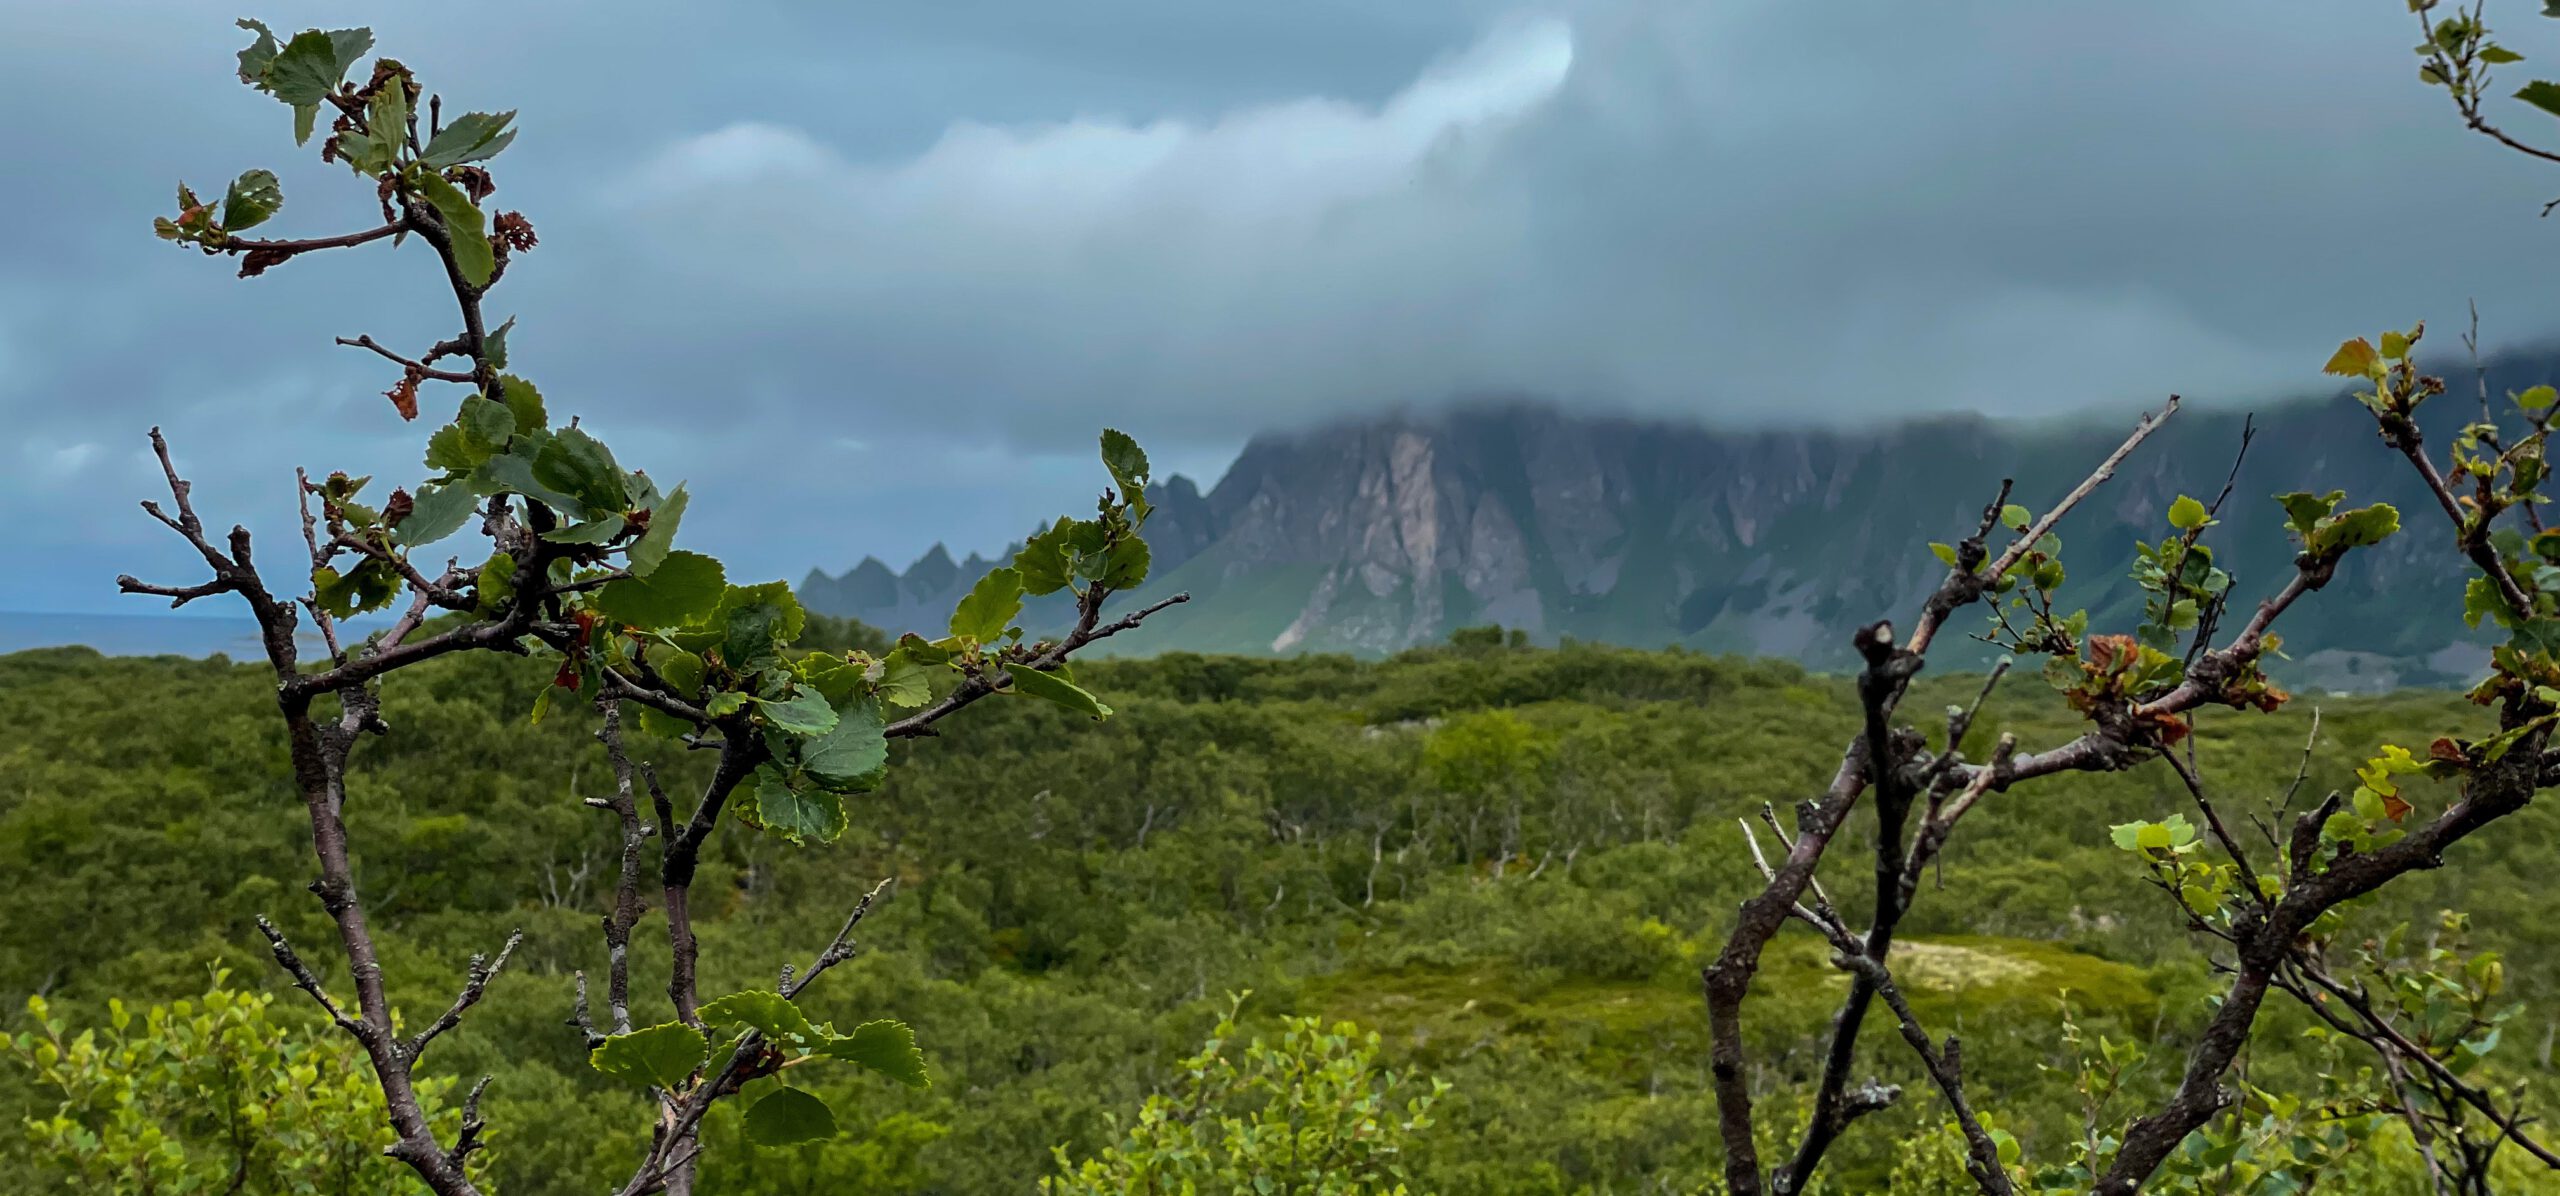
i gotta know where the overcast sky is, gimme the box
[8,0,2560,612]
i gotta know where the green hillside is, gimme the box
[4,639,2554,1192]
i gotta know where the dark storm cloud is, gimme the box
[6,0,2557,610]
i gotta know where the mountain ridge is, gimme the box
[802,363,2556,690]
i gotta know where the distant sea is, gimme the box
[0,611,288,659]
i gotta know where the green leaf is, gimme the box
[589,1023,709,1089]
[712,582,806,672]
[263,28,369,108]
[479,441,589,518]
[627,485,687,577]
[2167,495,2210,531]
[414,170,494,288]
[235,19,280,89]
[474,551,517,614]
[2277,490,2344,537]
[1005,665,1112,720]
[312,559,398,618]
[2521,385,2557,411]
[2483,45,2527,64]
[220,169,282,232]
[749,767,847,845]
[1100,428,1150,497]
[1999,504,2031,531]
[534,425,629,516]
[294,104,318,148]
[697,990,816,1048]
[542,515,624,546]
[2381,329,2411,359]
[1928,542,1959,568]
[817,1019,930,1089]
[421,110,519,169]
[754,690,839,737]
[591,550,727,630]
[2323,337,2382,379]
[425,394,518,476]
[485,316,516,370]
[653,648,706,699]
[2109,822,2144,851]
[364,71,408,165]
[803,698,888,791]
[743,1087,838,1147]
[1099,537,1150,590]
[499,375,547,434]
[876,649,933,709]
[1016,517,1078,596]
[2312,503,2402,553]
[949,567,1025,643]
[395,481,478,547]
[2518,80,2560,118]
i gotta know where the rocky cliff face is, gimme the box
[802,364,2555,688]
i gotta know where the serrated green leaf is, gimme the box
[591,550,726,630]
[2313,503,2402,553]
[653,647,706,699]
[534,425,628,515]
[235,19,280,89]
[1099,537,1150,590]
[2323,337,2382,379]
[628,485,687,577]
[415,170,494,288]
[264,28,368,108]
[542,515,624,545]
[876,650,933,709]
[486,316,515,371]
[396,481,477,548]
[499,375,546,433]
[474,551,517,614]
[589,1023,708,1089]
[1016,517,1078,596]
[2277,490,2344,537]
[1005,665,1112,720]
[749,767,847,845]
[697,990,816,1047]
[818,1020,929,1089]
[743,1087,838,1146]
[478,440,589,517]
[713,582,806,672]
[220,169,282,232]
[803,698,887,791]
[754,690,839,737]
[1100,429,1149,498]
[949,567,1024,643]
[421,110,519,169]
[362,72,408,172]
[2519,80,2560,118]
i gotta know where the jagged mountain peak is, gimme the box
[802,368,2560,689]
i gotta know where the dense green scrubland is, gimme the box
[3,637,2553,1192]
